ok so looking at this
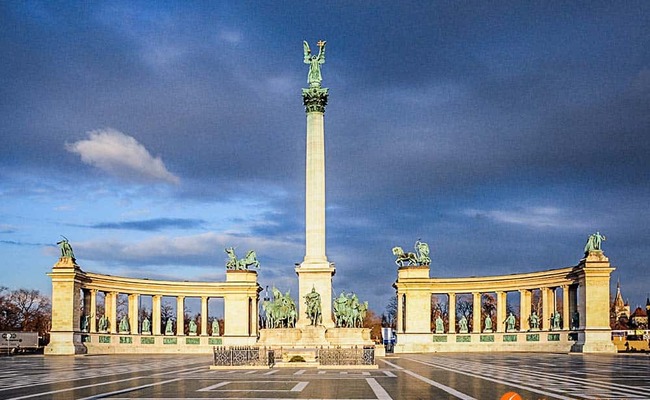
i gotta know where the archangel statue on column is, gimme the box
[303,40,326,88]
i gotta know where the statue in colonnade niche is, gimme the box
[165,319,174,335]
[458,315,469,333]
[98,315,108,332]
[188,319,198,335]
[434,315,444,333]
[119,315,130,333]
[333,291,369,328]
[141,317,151,334]
[551,312,562,330]
[80,315,89,332]
[211,319,221,336]
[262,287,297,328]
[304,287,322,326]
[583,231,606,255]
[504,312,516,332]
[529,311,540,330]
[571,311,580,330]
[484,314,493,332]
[225,247,260,270]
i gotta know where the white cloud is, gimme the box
[67,128,180,184]
[464,206,586,229]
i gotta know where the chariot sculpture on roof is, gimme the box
[225,247,260,270]
[392,239,431,267]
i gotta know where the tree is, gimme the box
[362,309,383,343]
[431,295,449,331]
[0,287,51,337]
[482,293,497,330]
[384,296,397,328]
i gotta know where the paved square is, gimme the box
[1,353,649,399]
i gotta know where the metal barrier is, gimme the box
[318,345,375,366]
[212,346,274,367]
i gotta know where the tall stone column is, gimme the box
[448,293,456,333]
[296,85,335,328]
[396,294,404,333]
[519,289,531,332]
[152,295,161,335]
[108,292,118,334]
[129,294,139,334]
[89,289,97,333]
[201,297,209,336]
[497,291,508,332]
[561,285,570,330]
[472,292,481,333]
[176,296,185,336]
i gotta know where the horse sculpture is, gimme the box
[225,247,260,270]
[262,287,296,329]
[392,246,418,267]
[333,292,368,328]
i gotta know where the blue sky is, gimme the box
[1,1,649,315]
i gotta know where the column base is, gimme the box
[45,331,87,355]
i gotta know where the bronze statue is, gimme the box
[303,40,326,88]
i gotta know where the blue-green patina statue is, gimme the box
[584,231,606,255]
[212,319,221,336]
[141,317,151,334]
[333,292,369,328]
[393,239,432,267]
[98,315,108,331]
[57,236,75,259]
[304,287,322,326]
[458,315,469,333]
[188,319,197,334]
[303,40,326,88]
[165,318,174,335]
[551,312,562,330]
[484,314,493,332]
[435,315,444,333]
[504,312,516,332]
[119,315,129,333]
[262,287,297,329]
[529,311,540,330]
[225,247,260,270]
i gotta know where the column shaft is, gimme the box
[201,297,209,336]
[472,292,481,333]
[152,295,161,335]
[448,293,456,334]
[176,296,185,335]
[129,294,139,334]
[89,289,97,333]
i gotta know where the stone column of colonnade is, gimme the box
[472,293,481,333]
[129,294,139,334]
[519,289,531,331]
[176,296,185,336]
[201,297,209,336]
[152,295,162,335]
[561,285,570,330]
[448,293,456,333]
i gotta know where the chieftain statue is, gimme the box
[261,287,297,329]
[224,247,260,270]
[304,287,322,326]
[333,292,368,328]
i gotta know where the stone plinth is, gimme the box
[295,264,335,328]
[257,328,303,347]
[325,328,373,346]
[297,325,329,346]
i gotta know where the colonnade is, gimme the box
[46,257,261,355]
[393,251,616,353]
[81,290,227,336]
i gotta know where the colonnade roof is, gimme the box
[396,265,580,293]
[79,271,261,297]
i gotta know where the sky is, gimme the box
[1,1,649,316]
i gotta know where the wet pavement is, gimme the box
[1,353,649,399]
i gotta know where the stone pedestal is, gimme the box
[295,264,335,328]
[571,251,617,353]
[45,257,87,355]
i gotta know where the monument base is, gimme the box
[571,329,618,353]
[45,331,87,355]
[257,326,373,348]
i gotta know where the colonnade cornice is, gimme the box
[79,271,261,297]
[397,265,580,294]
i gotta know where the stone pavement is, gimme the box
[1,353,649,399]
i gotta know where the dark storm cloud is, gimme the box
[1,1,649,309]
[89,218,206,231]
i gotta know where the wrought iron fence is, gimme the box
[213,346,274,367]
[318,345,375,366]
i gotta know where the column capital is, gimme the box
[302,87,329,113]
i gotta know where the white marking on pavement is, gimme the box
[197,381,231,392]
[78,378,181,400]
[382,370,397,377]
[263,369,279,375]
[366,378,393,400]
[380,359,476,400]
[294,369,306,375]
[291,381,309,391]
